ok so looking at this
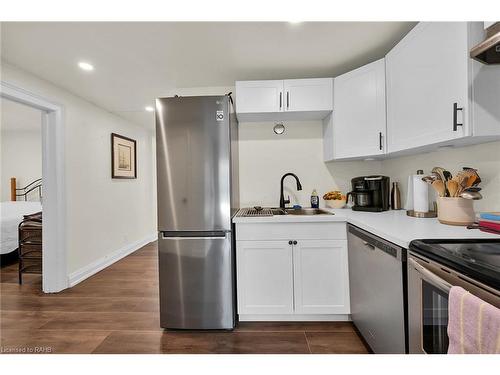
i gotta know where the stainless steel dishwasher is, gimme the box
[347,224,407,354]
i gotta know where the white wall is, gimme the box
[1,98,42,201]
[381,141,500,212]
[239,120,382,207]
[1,63,156,275]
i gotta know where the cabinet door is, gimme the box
[235,80,284,113]
[236,240,293,314]
[284,78,333,112]
[333,59,386,159]
[293,239,350,314]
[322,114,334,162]
[386,22,469,153]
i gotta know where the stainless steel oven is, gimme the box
[408,252,500,354]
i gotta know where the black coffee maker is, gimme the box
[346,176,390,212]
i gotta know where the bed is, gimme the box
[1,177,43,258]
[1,201,42,255]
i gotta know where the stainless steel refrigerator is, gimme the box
[155,95,239,330]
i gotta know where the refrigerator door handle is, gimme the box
[161,235,228,240]
[160,231,228,240]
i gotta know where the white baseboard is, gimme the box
[68,232,158,287]
[238,314,351,322]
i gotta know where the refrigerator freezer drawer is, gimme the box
[158,232,235,329]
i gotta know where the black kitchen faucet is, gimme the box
[279,173,303,209]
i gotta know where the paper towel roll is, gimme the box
[404,175,414,210]
[412,174,429,213]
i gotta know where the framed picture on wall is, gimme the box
[111,133,137,179]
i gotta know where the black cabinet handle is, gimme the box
[453,102,463,131]
[379,132,383,151]
[286,91,289,109]
[279,92,282,110]
[293,240,297,245]
[288,240,293,245]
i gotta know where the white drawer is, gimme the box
[235,222,347,241]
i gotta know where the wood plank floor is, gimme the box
[0,242,370,354]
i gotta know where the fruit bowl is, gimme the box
[325,199,347,209]
[323,191,346,209]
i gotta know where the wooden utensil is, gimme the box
[447,180,459,197]
[451,175,463,194]
[466,175,477,188]
[464,168,481,186]
[422,175,437,184]
[431,172,442,181]
[443,170,453,181]
[457,171,469,194]
[432,180,446,197]
[432,167,446,182]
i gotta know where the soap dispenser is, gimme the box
[311,189,319,208]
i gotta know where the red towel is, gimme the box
[479,220,500,232]
[447,286,500,354]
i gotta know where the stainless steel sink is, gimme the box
[272,208,334,216]
[238,207,334,217]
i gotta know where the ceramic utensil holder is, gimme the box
[437,197,475,226]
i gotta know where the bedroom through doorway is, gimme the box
[1,97,43,287]
[1,82,66,293]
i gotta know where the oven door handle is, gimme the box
[409,258,452,292]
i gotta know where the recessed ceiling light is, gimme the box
[78,61,94,71]
[145,106,154,112]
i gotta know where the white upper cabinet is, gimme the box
[235,78,333,121]
[386,22,469,153]
[325,58,386,161]
[283,78,333,112]
[234,80,284,114]
[386,22,500,154]
[323,22,500,162]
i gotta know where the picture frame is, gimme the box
[111,133,137,179]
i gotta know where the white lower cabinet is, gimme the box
[235,223,350,319]
[236,240,294,314]
[293,240,350,314]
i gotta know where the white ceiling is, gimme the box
[1,97,42,131]
[1,22,416,128]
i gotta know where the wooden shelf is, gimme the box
[18,216,42,284]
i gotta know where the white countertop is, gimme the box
[233,208,499,248]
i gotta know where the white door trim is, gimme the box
[1,81,68,292]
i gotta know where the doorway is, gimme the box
[1,81,67,292]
